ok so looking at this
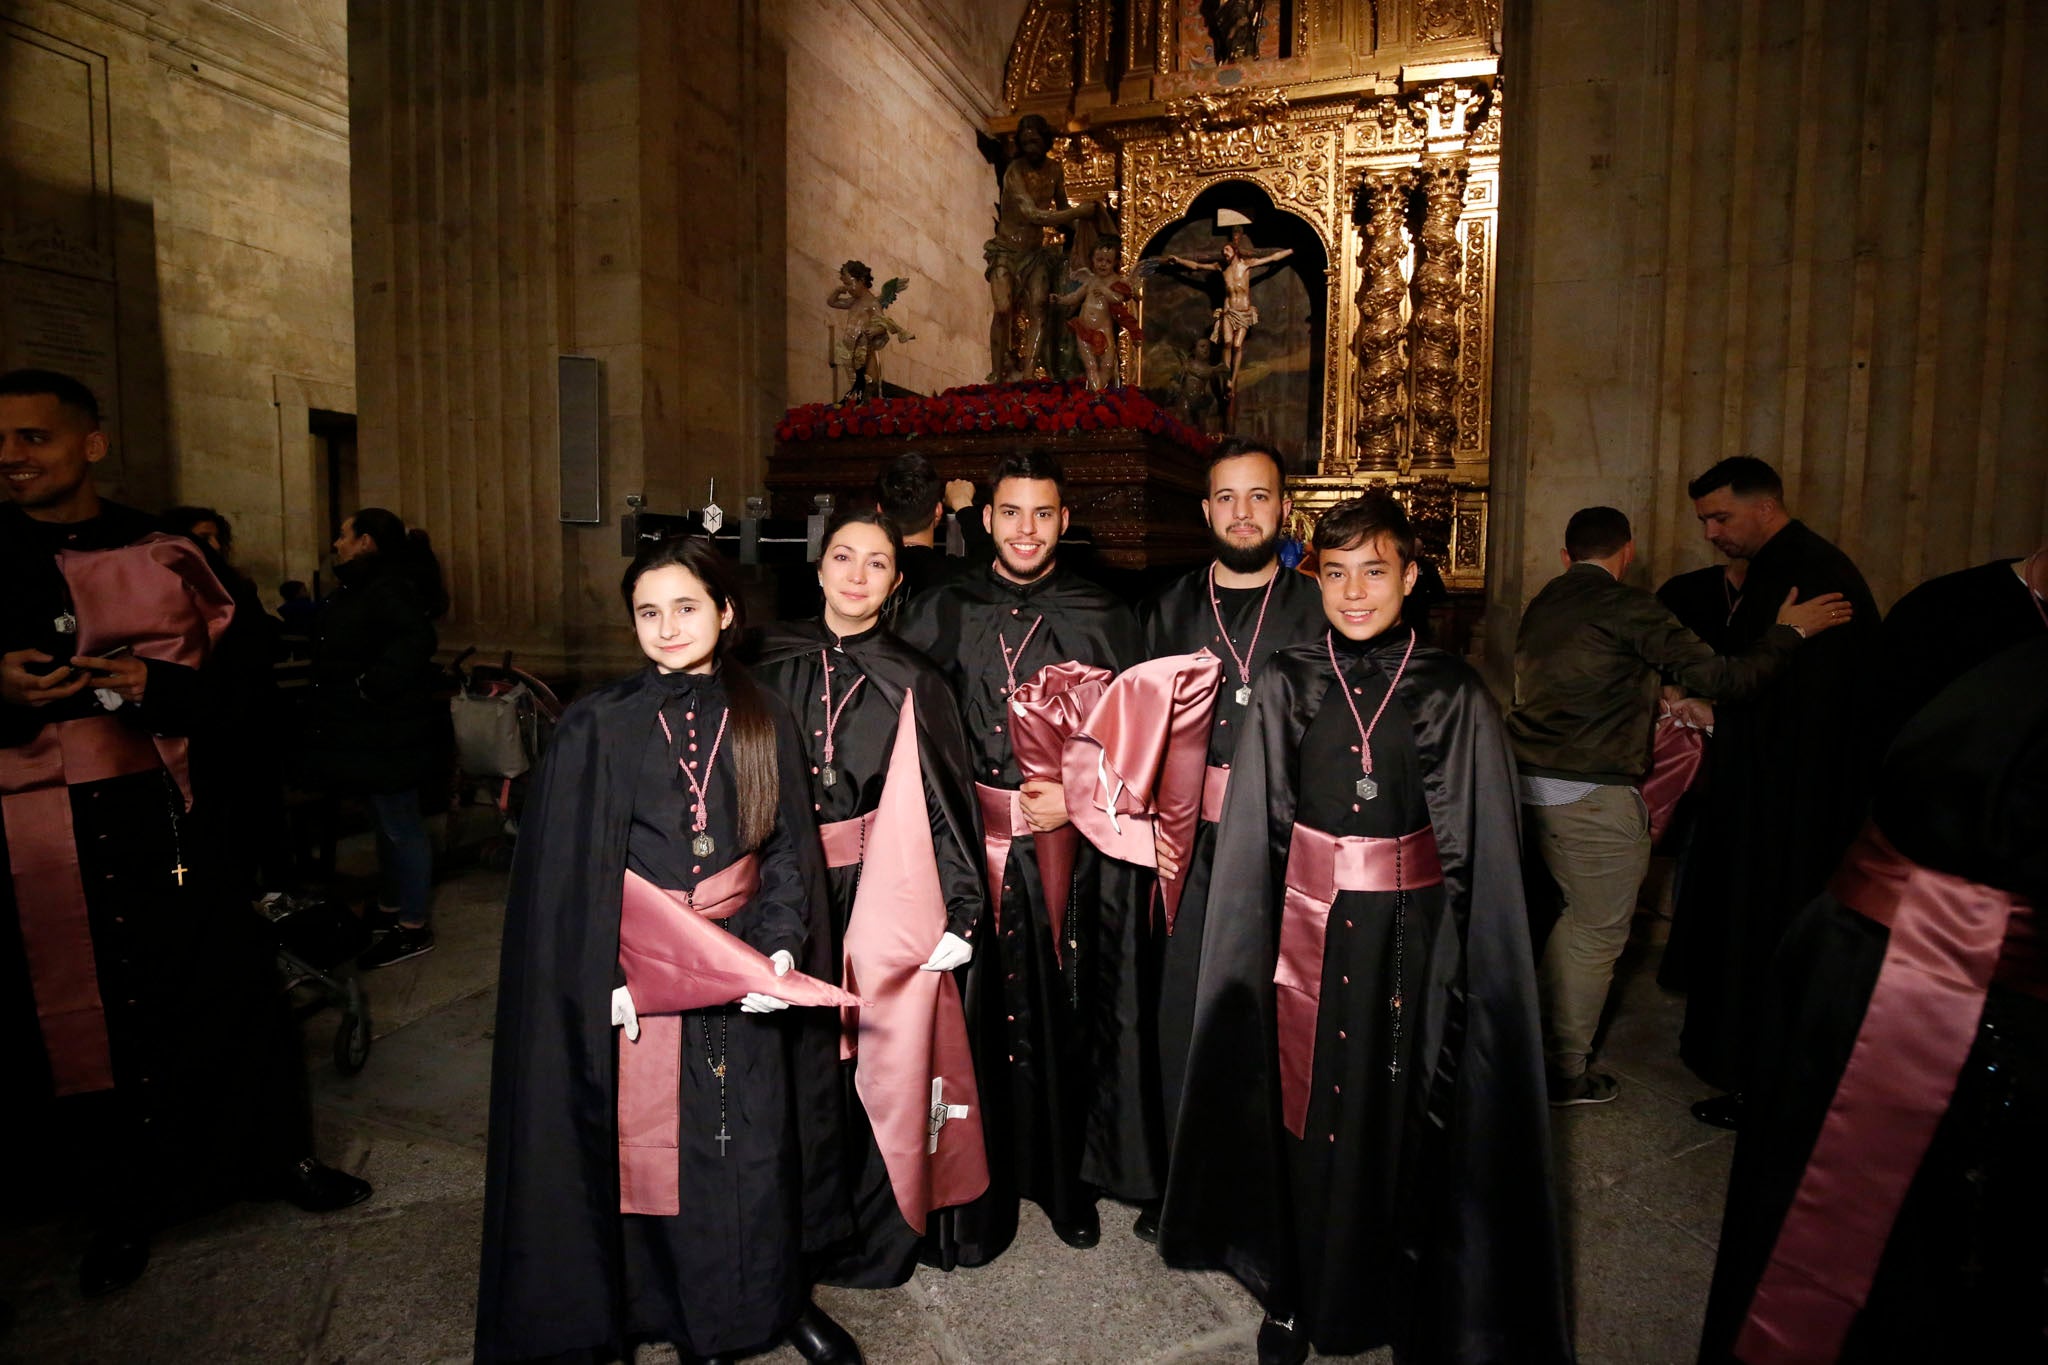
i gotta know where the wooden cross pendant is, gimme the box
[171,862,188,887]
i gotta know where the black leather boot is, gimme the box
[787,1300,862,1365]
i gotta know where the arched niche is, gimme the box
[1138,180,1326,470]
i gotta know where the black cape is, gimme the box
[1159,629,1570,1363]
[752,619,987,1286]
[1657,564,1744,654]
[1879,556,2044,739]
[1140,562,1328,1134]
[1667,521,1881,1089]
[896,563,1148,1258]
[0,501,308,1221]
[475,665,844,1362]
[1700,634,2048,1362]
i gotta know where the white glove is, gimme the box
[740,949,795,1013]
[921,931,973,972]
[611,985,640,1042]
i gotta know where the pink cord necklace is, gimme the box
[1209,564,1277,706]
[657,703,730,856]
[816,648,865,789]
[998,615,1044,696]
[1326,627,1417,801]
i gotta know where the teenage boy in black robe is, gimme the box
[1668,456,1880,1129]
[897,450,1143,1260]
[0,369,366,1299]
[1160,492,1568,1365]
[1134,435,1323,1241]
[1699,634,2048,1364]
[1879,541,2046,736]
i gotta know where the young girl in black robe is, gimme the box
[754,508,989,1288]
[476,537,860,1365]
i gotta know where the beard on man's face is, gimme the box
[1212,522,1280,574]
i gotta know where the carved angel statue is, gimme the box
[1055,241,1146,391]
[827,260,913,404]
[1143,228,1295,413]
[1154,337,1226,433]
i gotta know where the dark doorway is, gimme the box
[310,408,358,548]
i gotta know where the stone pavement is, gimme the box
[0,859,1730,1364]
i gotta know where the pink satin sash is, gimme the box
[841,692,988,1232]
[1200,764,1230,824]
[1062,650,1222,933]
[1640,713,1706,847]
[614,860,860,1216]
[0,717,166,1095]
[973,782,1082,960]
[1274,822,1443,1139]
[1001,660,1112,963]
[1736,826,2036,1365]
[817,810,878,869]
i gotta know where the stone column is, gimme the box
[1352,169,1412,474]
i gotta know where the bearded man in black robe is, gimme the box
[1667,457,1880,1129]
[896,450,1143,1259]
[1880,541,2046,737]
[0,369,366,1298]
[1133,436,1323,1242]
[1159,492,1568,1365]
[1699,633,2048,1363]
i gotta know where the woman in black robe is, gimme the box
[476,537,857,1365]
[753,507,988,1288]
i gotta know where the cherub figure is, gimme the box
[1157,236,1296,410]
[1170,338,1226,432]
[827,260,913,403]
[1056,242,1145,390]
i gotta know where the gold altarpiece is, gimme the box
[1000,0,1503,591]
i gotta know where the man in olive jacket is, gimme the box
[1506,507,1852,1104]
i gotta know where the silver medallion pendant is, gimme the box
[691,832,715,858]
[820,763,838,789]
[1355,774,1380,801]
[1234,684,1252,706]
[53,612,77,635]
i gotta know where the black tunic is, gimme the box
[1879,556,2044,739]
[476,666,845,1362]
[1700,634,2048,1362]
[1657,563,1744,655]
[753,619,986,1287]
[896,563,1144,1261]
[1159,629,1569,1363]
[0,502,307,1221]
[1668,520,1882,1092]
[1140,563,1327,1137]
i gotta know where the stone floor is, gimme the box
[0,852,1731,1364]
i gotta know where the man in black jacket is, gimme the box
[1508,506,1851,1105]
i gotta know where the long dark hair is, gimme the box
[348,507,451,620]
[621,537,778,854]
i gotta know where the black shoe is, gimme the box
[275,1156,372,1213]
[79,1229,150,1297]
[787,1301,862,1365]
[358,922,433,969]
[1548,1071,1620,1107]
[1690,1091,1744,1130]
[1051,1204,1101,1249]
[362,902,402,937]
[1132,1202,1160,1244]
[1256,1314,1309,1365]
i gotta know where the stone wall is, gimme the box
[0,0,351,597]
[350,0,1021,676]
[1488,0,2048,669]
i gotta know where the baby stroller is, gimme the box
[447,649,563,868]
[257,891,374,1075]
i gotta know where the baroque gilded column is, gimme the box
[1407,83,1480,471]
[1352,170,1413,473]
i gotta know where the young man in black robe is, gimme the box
[1160,492,1568,1365]
[896,450,1143,1259]
[1879,541,2046,736]
[1699,634,2048,1364]
[1134,435,1324,1241]
[0,369,366,1298]
[1666,456,1880,1129]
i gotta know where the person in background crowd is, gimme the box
[1161,492,1567,1365]
[303,507,450,969]
[1134,435,1325,1241]
[1658,557,1749,654]
[896,450,1145,1262]
[277,579,317,634]
[755,507,990,1290]
[1699,634,2048,1363]
[0,368,367,1299]
[1665,457,1879,1130]
[478,535,856,1365]
[1507,506,1851,1107]
[1879,539,2047,737]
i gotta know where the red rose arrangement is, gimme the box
[775,379,1212,453]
